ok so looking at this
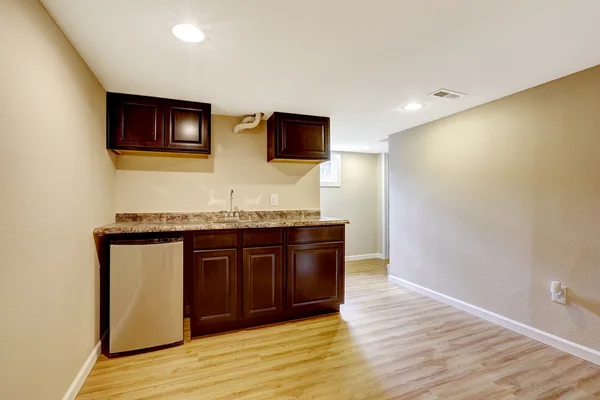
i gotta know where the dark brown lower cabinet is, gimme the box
[191,249,237,336]
[243,247,283,318]
[287,242,344,312]
[188,226,345,338]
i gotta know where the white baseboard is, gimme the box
[63,334,104,400]
[345,253,384,261]
[388,274,600,366]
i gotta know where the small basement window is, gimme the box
[320,153,341,188]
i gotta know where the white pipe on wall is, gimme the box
[233,112,263,133]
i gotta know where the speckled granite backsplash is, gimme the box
[115,210,321,223]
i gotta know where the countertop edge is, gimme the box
[93,219,349,236]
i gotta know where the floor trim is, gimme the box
[62,334,103,400]
[346,253,383,261]
[388,274,600,366]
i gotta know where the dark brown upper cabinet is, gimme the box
[267,112,330,162]
[107,93,211,156]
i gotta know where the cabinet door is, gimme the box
[165,100,211,153]
[191,249,237,333]
[109,93,164,149]
[243,247,283,319]
[269,112,330,161]
[287,242,344,311]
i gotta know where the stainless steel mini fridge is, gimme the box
[109,237,183,355]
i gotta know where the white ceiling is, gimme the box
[42,0,600,153]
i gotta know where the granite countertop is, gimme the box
[94,210,348,235]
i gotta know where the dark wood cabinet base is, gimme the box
[190,304,340,338]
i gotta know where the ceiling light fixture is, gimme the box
[402,102,424,111]
[172,24,205,43]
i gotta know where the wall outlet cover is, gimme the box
[270,194,278,206]
[552,284,567,305]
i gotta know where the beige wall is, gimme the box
[115,115,320,213]
[321,152,380,257]
[0,0,115,398]
[389,65,600,350]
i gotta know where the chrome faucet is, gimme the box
[224,189,240,221]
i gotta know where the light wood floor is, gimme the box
[77,259,600,399]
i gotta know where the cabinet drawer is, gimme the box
[193,231,237,250]
[243,228,282,247]
[287,226,344,244]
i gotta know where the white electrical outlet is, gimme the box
[270,194,278,206]
[551,281,567,305]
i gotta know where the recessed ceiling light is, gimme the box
[363,145,370,150]
[402,102,424,111]
[172,24,205,43]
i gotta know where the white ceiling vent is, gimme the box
[428,89,466,100]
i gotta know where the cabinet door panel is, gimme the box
[287,242,344,311]
[165,100,211,153]
[279,120,327,158]
[111,94,164,149]
[192,249,237,331]
[243,247,283,318]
